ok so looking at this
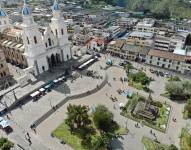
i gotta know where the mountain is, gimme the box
[90,0,191,19]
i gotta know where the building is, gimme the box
[0,0,71,76]
[0,48,11,90]
[146,49,191,74]
[106,26,121,39]
[154,36,172,51]
[127,31,154,47]
[117,17,138,30]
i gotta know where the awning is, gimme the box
[2,40,9,45]
[18,45,25,52]
[39,88,45,92]
[53,79,59,83]
[15,44,23,49]
[30,91,40,97]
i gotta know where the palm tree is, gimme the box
[65,104,91,132]
[124,63,134,75]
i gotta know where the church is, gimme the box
[0,0,71,75]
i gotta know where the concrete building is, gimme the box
[127,31,154,47]
[0,0,71,76]
[146,49,191,74]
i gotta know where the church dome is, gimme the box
[53,0,60,11]
[0,9,7,17]
[22,4,31,16]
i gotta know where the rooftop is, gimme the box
[148,49,186,62]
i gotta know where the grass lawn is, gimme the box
[142,136,169,150]
[180,128,191,150]
[128,79,144,90]
[52,122,128,150]
[52,122,87,150]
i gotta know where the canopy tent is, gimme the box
[0,120,10,128]
[106,59,113,65]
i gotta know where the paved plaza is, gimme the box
[0,54,191,150]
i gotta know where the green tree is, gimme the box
[168,144,178,150]
[124,63,134,75]
[65,104,91,132]
[0,138,14,150]
[168,76,181,82]
[93,105,115,132]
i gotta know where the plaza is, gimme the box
[0,53,190,150]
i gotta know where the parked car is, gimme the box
[95,53,101,58]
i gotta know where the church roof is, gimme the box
[22,1,31,16]
[0,9,7,17]
[53,0,60,11]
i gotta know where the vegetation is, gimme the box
[0,138,14,150]
[184,98,191,119]
[168,76,181,82]
[128,71,152,91]
[53,104,127,150]
[180,128,191,150]
[121,94,170,132]
[142,136,178,150]
[165,80,191,100]
[90,0,191,19]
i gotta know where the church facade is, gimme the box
[0,0,71,75]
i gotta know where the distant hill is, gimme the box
[89,0,191,19]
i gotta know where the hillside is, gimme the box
[90,0,191,19]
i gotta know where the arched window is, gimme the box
[34,36,37,44]
[55,29,58,36]
[27,37,30,44]
[48,38,52,46]
[61,29,64,35]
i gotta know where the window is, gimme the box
[150,56,153,59]
[61,29,64,35]
[157,62,159,65]
[48,38,52,46]
[176,66,179,70]
[0,73,3,77]
[168,64,170,68]
[55,29,58,36]
[177,62,180,65]
[150,60,152,64]
[158,57,160,61]
[3,71,6,76]
[45,43,48,47]
[169,60,172,63]
[164,59,166,62]
[27,37,30,44]
[0,64,3,68]
[34,36,37,44]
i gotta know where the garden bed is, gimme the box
[142,136,169,150]
[121,94,171,133]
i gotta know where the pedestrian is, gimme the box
[150,130,152,134]
[33,128,37,134]
[28,138,32,145]
[26,132,30,138]
[6,114,10,120]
